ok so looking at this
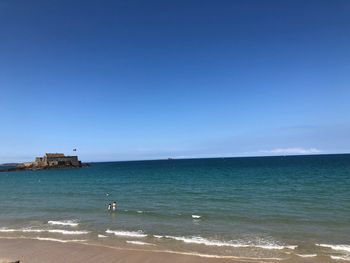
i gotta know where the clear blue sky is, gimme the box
[0,0,349,162]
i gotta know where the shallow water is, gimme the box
[0,155,349,261]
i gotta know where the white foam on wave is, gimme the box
[0,228,88,235]
[296,254,317,258]
[22,229,45,233]
[126,241,155,246]
[331,255,350,261]
[255,244,297,250]
[35,237,87,243]
[164,236,237,247]
[316,244,350,253]
[48,220,78,227]
[105,229,147,238]
[48,229,89,235]
[137,211,143,213]
[156,235,296,250]
[98,234,108,238]
[0,228,17,232]
[192,215,201,219]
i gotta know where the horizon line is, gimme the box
[87,152,350,163]
[2,152,350,165]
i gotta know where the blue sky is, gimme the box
[0,0,349,162]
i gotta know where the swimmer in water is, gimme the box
[107,203,112,211]
[112,202,117,211]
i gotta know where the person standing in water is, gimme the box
[112,202,117,211]
[107,203,112,211]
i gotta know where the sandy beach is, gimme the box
[0,238,258,263]
[0,237,341,263]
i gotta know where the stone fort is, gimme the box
[30,153,81,168]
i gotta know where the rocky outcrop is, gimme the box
[0,153,88,172]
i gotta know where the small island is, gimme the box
[0,153,87,172]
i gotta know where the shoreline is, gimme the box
[0,237,335,263]
[0,237,263,263]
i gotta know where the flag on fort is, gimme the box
[73,149,77,152]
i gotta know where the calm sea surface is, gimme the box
[0,154,349,261]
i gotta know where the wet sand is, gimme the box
[0,238,258,263]
[0,238,330,263]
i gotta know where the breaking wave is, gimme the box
[126,241,155,246]
[34,237,87,243]
[47,229,89,235]
[105,229,147,238]
[0,228,89,235]
[154,235,296,250]
[296,254,317,258]
[316,244,350,253]
[48,220,79,227]
[330,255,350,261]
[0,228,17,232]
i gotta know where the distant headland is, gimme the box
[0,153,88,172]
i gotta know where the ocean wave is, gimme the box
[316,244,350,253]
[48,220,78,227]
[22,229,45,233]
[192,215,201,219]
[35,237,87,243]
[126,241,155,246]
[255,244,297,250]
[155,235,296,250]
[296,254,317,258]
[105,229,147,238]
[162,235,241,247]
[0,228,88,235]
[330,255,350,261]
[47,229,89,235]
[98,234,108,238]
[0,228,17,232]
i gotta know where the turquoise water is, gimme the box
[0,154,349,261]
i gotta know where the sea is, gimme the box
[0,154,349,262]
